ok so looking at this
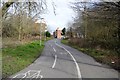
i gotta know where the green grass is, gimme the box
[61,39,69,44]
[62,39,119,71]
[2,40,45,78]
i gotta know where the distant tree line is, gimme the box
[1,1,47,42]
[66,1,120,53]
[45,31,51,37]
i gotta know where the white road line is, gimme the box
[52,55,57,68]
[12,70,29,78]
[12,70,43,79]
[55,43,82,79]
[12,73,25,79]
[53,47,56,52]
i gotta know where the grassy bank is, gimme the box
[62,39,119,72]
[2,40,45,78]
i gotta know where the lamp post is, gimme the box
[44,24,47,40]
[41,18,47,41]
[40,24,42,46]
[40,18,44,46]
[35,18,46,46]
[35,18,43,46]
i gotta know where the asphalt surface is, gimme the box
[10,39,119,79]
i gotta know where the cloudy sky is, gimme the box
[40,0,76,33]
[37,0,118,33]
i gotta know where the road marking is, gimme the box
[53,47,56,52]
[52,55,57,68]
[12,70,43,79]
[12,73,25,79]
[55,43,82,79]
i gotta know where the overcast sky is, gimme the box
[3,0,118,33]
[39,0,76,33]
[35,0,119,33]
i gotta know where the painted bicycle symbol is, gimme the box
[12,70,43,80]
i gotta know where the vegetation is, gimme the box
[61,27,66,35]
[1,0,49,40]
[45,31,51,37]
[1,1,53,78]
[2,40,44,78]
[62,39,119,71]
[1,0,120,78]
[64,1,120,71]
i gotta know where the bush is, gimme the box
[2,24,18,37]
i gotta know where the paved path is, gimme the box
[10,39,119,79]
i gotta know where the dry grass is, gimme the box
[2,37,41,48]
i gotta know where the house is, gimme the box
[53,27,62,39]
[56,27,62,39]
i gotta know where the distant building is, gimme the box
[53,27,62,39]
[56,27,62,39]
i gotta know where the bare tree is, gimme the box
[68,1,119,50]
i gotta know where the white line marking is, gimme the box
[12,70,43,79]
[55,43,82,79]
[53,47,56,52]
[52,55,57,68]
[12,73,25,79]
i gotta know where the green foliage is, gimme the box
[2,40,45,78]
[45,31,51,37]
[62,27,66,35]
[65,2,120,71]
[68,2,119,50]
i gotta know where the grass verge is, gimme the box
[2,40,45,78]
[61,39,120,72]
